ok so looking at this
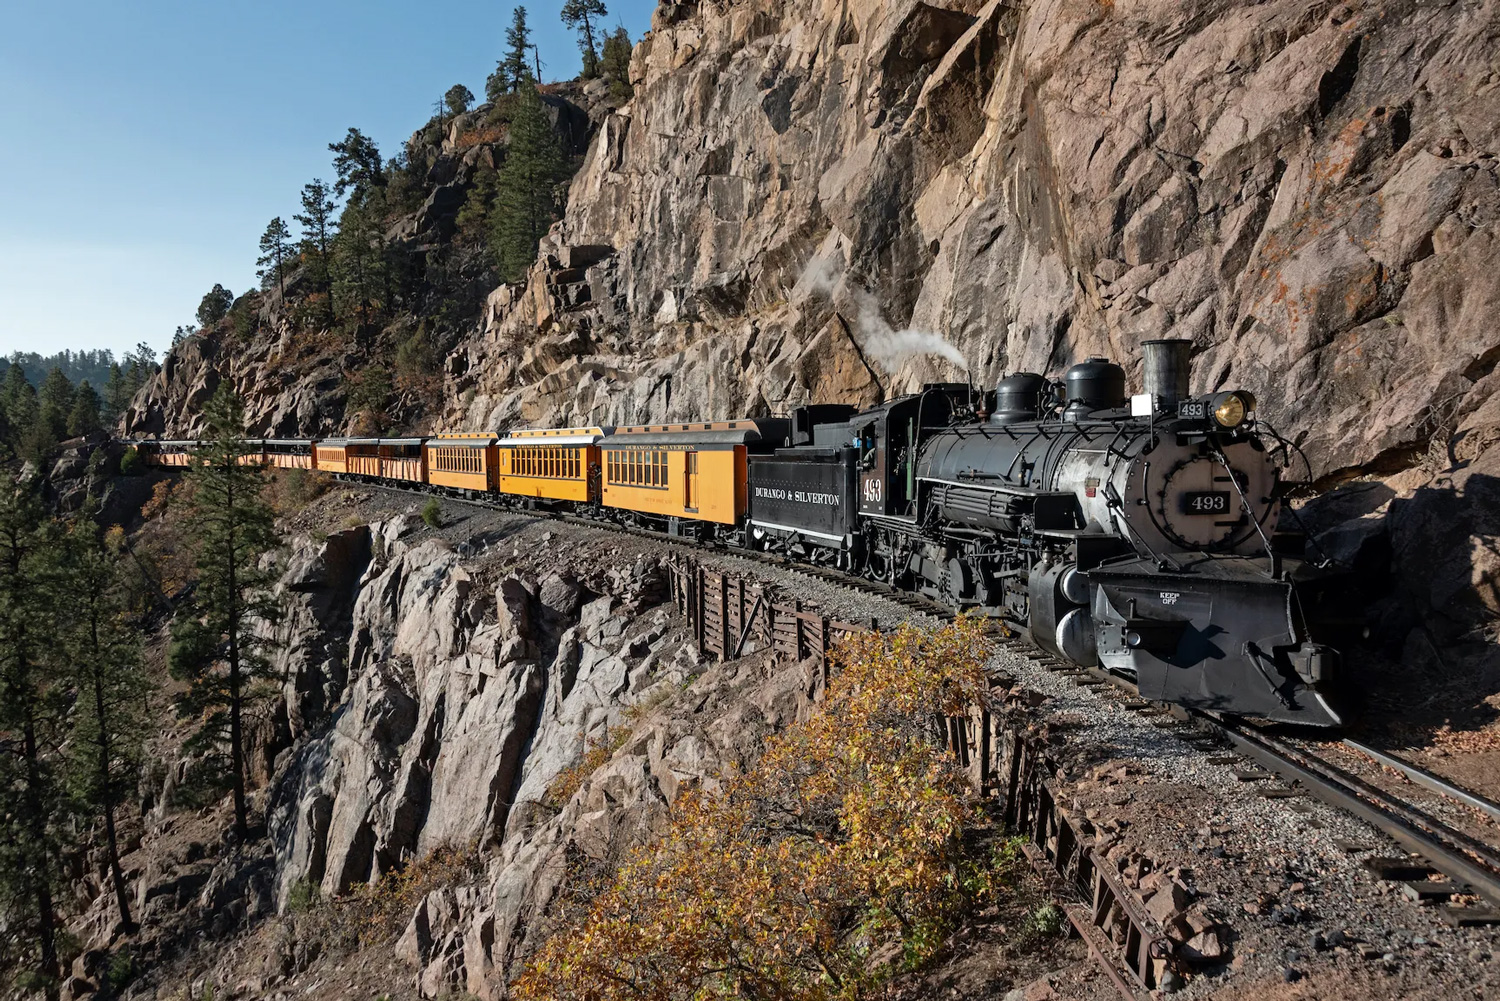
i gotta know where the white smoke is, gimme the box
[798,256,968,376]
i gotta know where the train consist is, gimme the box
[137,339,1354,727]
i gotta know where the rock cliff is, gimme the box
[253,519,810,998]
[128,2,1500,633]
[458,0,1500,479]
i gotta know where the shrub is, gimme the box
[119,446,142,475]
[105,948,136,991]
[141,479,175,520]
[421,498,442,528]
[1023,902,1067,939]
[287,879,321,914]
[546,725,632,807]
[264,468,331,517]
[514,618,1005,1001]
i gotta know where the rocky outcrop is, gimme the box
[268,526,372,736]
[270,532,543,901]
[396,634,812,1000]
[250,517,818,998]
[265,526,679,900]
[453,0,1500,474]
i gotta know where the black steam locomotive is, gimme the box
[747,339,1353,727]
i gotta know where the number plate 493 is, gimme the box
[1181,491,1230,515]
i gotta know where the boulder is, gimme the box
[1145,881,1190,927]
[1181,927,1230,963]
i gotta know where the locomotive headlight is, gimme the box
[1212,392,1247,428]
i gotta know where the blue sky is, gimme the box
[0,0,655,361]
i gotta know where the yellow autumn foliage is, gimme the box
[513,617,1013,1001]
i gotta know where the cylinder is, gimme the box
[1143,338,1192,409]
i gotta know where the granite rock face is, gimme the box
[268,532,551,903]
[397,634,811,1001]
[254,518,815,997]
[129,2,1500,636]
[455,0,1500,478]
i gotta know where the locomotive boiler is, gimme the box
[747,340,1353,727]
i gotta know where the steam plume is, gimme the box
[799,257,968,375]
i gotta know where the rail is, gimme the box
[1343,738,1500,824]
[1199,713,1500,915]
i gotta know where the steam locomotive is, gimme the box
[747,339,1352,727]
[137,340,1354,727]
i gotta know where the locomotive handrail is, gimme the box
[1104,474,1183,572]
[1209,442,1280,580]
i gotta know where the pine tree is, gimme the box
[102,363,127,424]
[196,284,234,329]
[37,367,73,449]
[561,0,608,78]
[490,86,570,282]
[67,380,103,438]
[123,360,146,407]
[0,489,70,1001]
[329,128,384,201]
[256,217,294,296]
[295,179,339,327]
[63,532,150,930]
[3,364,38,452]
[331,200,388,328]
[505,8,533,93]
[344,365,394,434]
[455,165,500,244]
[444,84,475,117]
[126,341,157,371]
[601,26,633,99]
[169,386,281,841]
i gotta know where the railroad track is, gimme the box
[1194,716,1500,917]
[1013,640,1500,920]
[1341,739,1500,825]
[397,480,966,623]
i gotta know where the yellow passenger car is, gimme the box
[265,440,315,469]
[496,427,611,504]
[314,439,350,474]
[143,441,197,468]
[426,433,498,493]
[600,419,791,527]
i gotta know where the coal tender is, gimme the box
[748,339,1354,727]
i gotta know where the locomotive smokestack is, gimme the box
[1143,339,1192,410]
